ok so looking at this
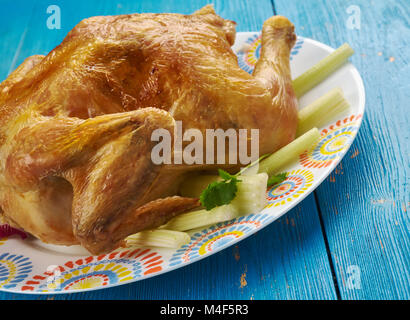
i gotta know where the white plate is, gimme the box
[0,33,365,294]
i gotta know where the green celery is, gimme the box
[297,88,350,136]
[258,128,320,175]
[125,229,190,248]
[293,43,354,98]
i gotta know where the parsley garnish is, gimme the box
[199,155,287,211]
[200,169,241,211]
[267,172,287,187]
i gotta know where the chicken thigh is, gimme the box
[0,5,298,254]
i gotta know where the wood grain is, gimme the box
[0,1,36,80]
[274,0,410,299]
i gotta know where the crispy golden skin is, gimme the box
[0,5,298,254]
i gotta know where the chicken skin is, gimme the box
[0,5,298,254]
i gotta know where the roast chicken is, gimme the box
[0,5,298,254]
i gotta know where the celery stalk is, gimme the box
[297,88,350,136]
[258,128,320,175]
[231,173,268,214]
[125,229,190,248]
[186,224,218,236]
[162,204,239,232]
[170,173,269,231]
[293,43,354,98]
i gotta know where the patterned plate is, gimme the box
[0,33,365,294]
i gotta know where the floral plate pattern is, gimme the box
[0,33,365,294]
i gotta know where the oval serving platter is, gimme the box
[0,33,365,294]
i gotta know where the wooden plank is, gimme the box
[0,0,337,300]
[274,0,410,299]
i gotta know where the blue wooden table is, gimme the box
[0,0,408,300]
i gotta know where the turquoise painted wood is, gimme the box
[0,0,408,300]
[0,0,36,80]
[274,0,410,299]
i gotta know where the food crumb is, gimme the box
[350,148,360,159]
[389,56,395,62]
[240,265,248,288]
[240,273,247,288]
